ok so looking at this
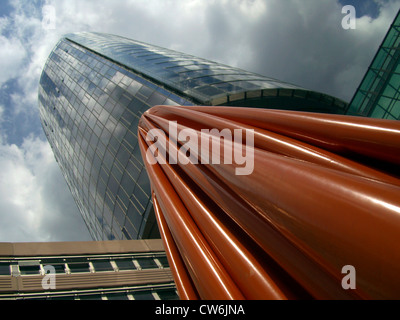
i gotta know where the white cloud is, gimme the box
[0,35,27,86]
[9,0,399,107]
[0,136,91,242]
[239,0,400,101]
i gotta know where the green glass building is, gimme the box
[346,9,400,119]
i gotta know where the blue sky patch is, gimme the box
[0,1,13,18]
[338,0,384,19]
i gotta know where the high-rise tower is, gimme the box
[38,32,347,241]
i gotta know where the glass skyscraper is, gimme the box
[346,10,400,119]
[38,32,347,241]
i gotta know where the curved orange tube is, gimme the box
[138,105,400,300]
[152,195,199,300]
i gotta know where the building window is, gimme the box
[0,263,10,276]
[132,291,155,300]
[19,265,41,275]
[114,258,136,271]
[91,259,114,272]
[157,289,179,300]
[105,292,130,300]
[135,257,158,270]
[156,257,169,268]
[18,261,41,275]
[67,262,91,273]
[41,259,66,274]
[48,264,66,274]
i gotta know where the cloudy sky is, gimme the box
[0,0,399,242]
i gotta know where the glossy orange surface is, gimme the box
[138,106,400,300]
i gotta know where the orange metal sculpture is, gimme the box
[138,105,400,300]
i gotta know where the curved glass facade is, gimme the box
[39,38,193,240]
[39,32,348,241]
[66,32,347,113]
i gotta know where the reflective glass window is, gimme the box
[157,289,179,300]
[124,219,138,239]
[133,184,149,209]
[132,291,154,300]
[115,258,136,271]
[136,257,158,269]
[67,262,90,273]
[157,257,169,268]
[91,260,114,272]
[106,292,129,300]
[147,91,166,106]
[126,81,142,96]
[127,202,143,228]
[19,265,41,275]
[114,202,126,227]
[137,169,151,196]
[41,259,66,274]
[137,85,154,100]
[0,263,10,275]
